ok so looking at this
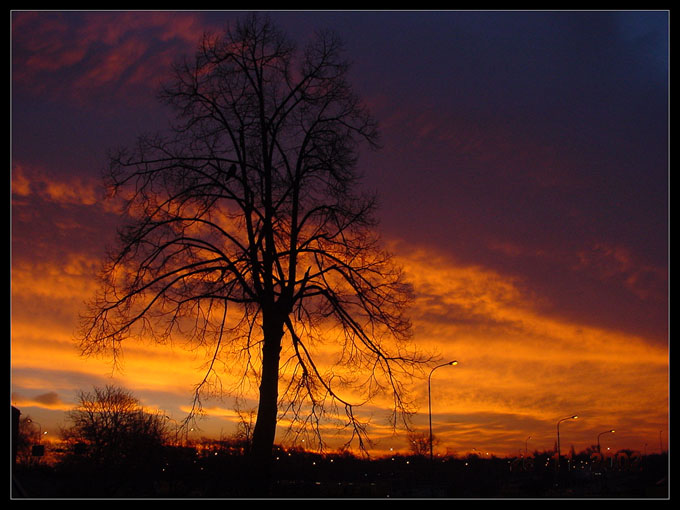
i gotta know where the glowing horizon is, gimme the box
[11,221,668,456]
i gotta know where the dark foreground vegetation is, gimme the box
[12,442,668,499]
[12,393,668,499]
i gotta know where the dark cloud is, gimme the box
[33,391,63,406]
[11,390,69,410]
[349,11,669,345]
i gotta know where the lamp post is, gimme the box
[597,429,615,454]
[556,415,578,472]
[26,418,48,458]
[26,419,46,442]
[428,360,458,463]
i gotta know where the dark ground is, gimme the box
[11,446,669,499]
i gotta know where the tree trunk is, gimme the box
[250,314,284,466]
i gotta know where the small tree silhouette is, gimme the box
[61,385,169,468]
[408,430,438,457]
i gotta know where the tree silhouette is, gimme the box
[407,429,438,457]
[61,385,169,467]
[79,13,431,467]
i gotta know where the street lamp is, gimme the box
[556,415,578,472]
[428,360,458,463]
[26,419,47,442]
[597,429,615,454]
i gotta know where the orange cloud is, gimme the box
[178,405,243,423]
[12,162,101,206]
[10,219,668,456]
[11,162,126,217]
[386,245,667,454]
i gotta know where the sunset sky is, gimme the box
[11,10,668,458]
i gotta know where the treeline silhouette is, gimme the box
[12,439,669,498]
[12,387,668,499]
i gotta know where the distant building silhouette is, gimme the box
[12,406,20,467]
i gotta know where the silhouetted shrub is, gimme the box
[60,385,170,474]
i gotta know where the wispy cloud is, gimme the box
[12,11,217,105]
[574,242,667,302]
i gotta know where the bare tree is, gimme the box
[79,13,432,466]
[62,385,169,465]
[408,429,438,457]
[234,403,256,450]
